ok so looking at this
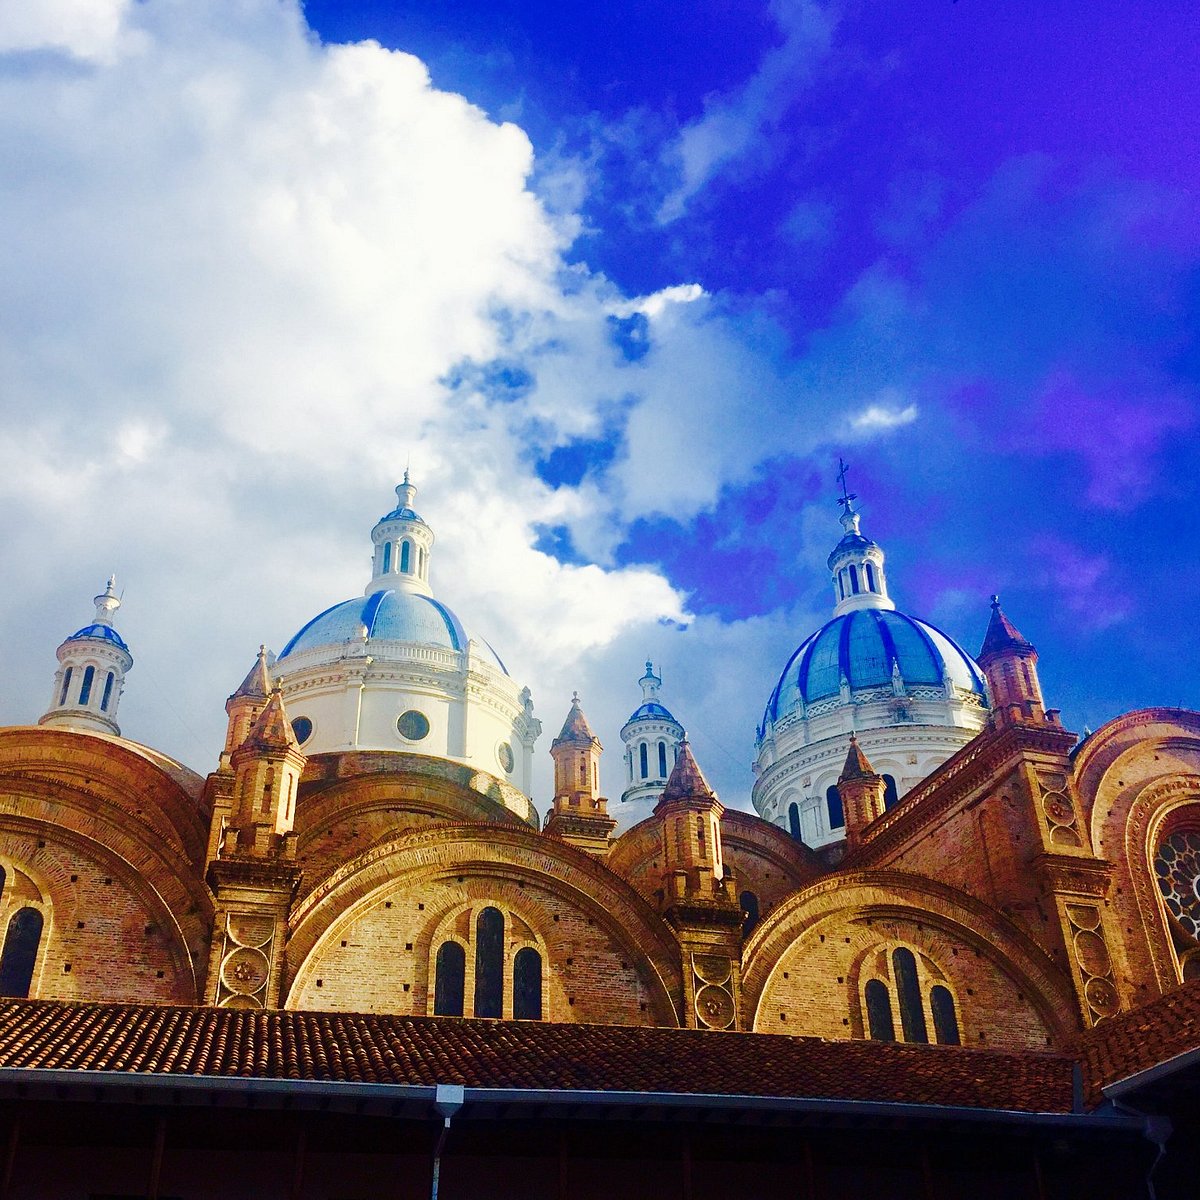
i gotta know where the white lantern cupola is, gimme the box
[39,576,134,737]
[367,470,434,597]
[828,461,893,616]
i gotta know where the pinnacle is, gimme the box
[839,734,876,782]
[978,595,1034,661]
[231,645,273,701]
[661,739,715,803]
[244,688,298,753]
[554,694,596,745]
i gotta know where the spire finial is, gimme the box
[571,689,580,704]
[93,576,121,626]
[991,594,1001,609]
[836,457,857,512]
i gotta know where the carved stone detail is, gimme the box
[691,952,735,1030]
[1064,902,1120,1024]
[214,911,276,1009]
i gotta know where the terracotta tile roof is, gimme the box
[838,734,876,781]
[978,596,1034,661]
[0,999,1074,1114]
[1080,980,1200,1104]
[553,696,597,745]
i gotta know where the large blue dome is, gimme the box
[762,609,985,731]
[278,589,507,673]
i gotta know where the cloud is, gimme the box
[0,0,139,63]
[656,0,834,222]
[850,401,919,432]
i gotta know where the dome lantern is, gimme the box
[39,576,133,737]
[366,470,434,598]
[828,460,893,616]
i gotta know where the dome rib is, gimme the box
[761,609,984,729]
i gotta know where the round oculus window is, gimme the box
[497,741,515,774]
[397,709,430,741]
[290,716,313,745]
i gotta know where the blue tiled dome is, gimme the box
[626,701,680,723]
[278,589,506,673]
[69,623,129,652]
[762,609,986,731]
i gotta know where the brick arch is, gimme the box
[0,787,213,1000]
[742,870,1077,1047]
[1095,772,1200,994]
[285,824,683,1025]
[0,728,208,868]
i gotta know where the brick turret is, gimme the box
[837,734,887,851]
[978,597,1060,729]
[544,693,616,855]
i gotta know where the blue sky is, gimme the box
[0,1,1196,807]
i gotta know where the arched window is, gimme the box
[474,907,504,1018]
[639,743,648,779]
[513,947,542,1020]
[788,802,801,840]
[58,668,73,706]
[826,785,844,829]
[837,572,846,600]
[658,741,667,777]
[740,891,760,938]
[850,565,861,594]
[0,908,43,998]
[882,774,899,810]
[381,541,392,573]
[0,865,6,903]
[100,671,115,712]
[892,948,928,1044]
[866,562,878,592]
[1021,661,1034,692]
[400,540,412,573]
[79,665,95,706]
[433,941,465,1017]
[865,978,895,1041]
[930,985,960,1045]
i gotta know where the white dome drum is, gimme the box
[270,478,541,816]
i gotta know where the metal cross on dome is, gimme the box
[836,457,857,510]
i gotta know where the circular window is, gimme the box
[1155,830,1200,941]
[290,716,313,745]
[497,741,515,774]
[397,709,430,741]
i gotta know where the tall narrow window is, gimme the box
[837,572,846,600]
[58,668,73,706]
[826,785,844,829]
[433,942,465,1017]
[788,802,801,840]
[0,908,43,998]
[866,562,878,592]
[893,948,928,1044]
[740,891,760,938]
[382,541,392,573]
[865,979,895,1041]
[513,947,542,1020]
[400,540,412,573]
[930,985,960,1045]
[882,774,899,810]
[658,741,667,777]
[1021,662,1034,692]
[0,865,6,904]
[79,665,95,706]
[474,907,504,1018]
[850,565,861,594]
[100,671,115,712]
[639,743,648,779]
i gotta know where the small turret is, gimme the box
[223,688,306,858]
[222,645,274,762]
[655,740,727,900]
[544,693,615,854]
[39,577,133,737]
[618,661,685,831]
[977,596,1059,729]
[837,735,887,851]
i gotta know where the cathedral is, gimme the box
[0,473,1197,1199]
